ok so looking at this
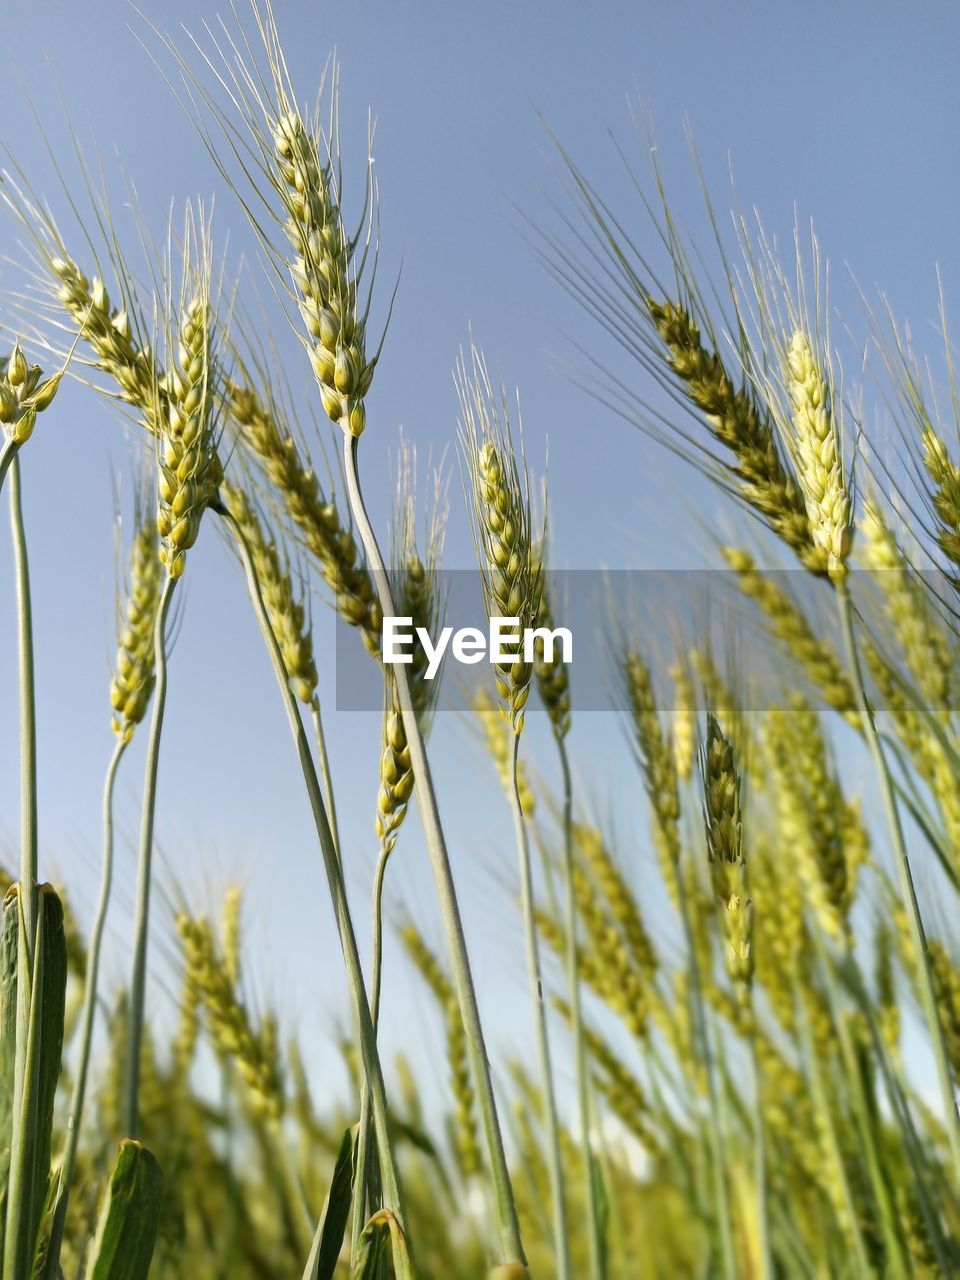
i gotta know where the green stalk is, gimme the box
[557,736,603,1278]
[748,1033,772,1280]
[9,455,38,964]
[221,510,410,1276]
[4,896,45,1279]
[342,433,525,1267]
[836,581,960,1179]
[676,873,735,1280]
[123,574,177,1138]
[5,455,40,1276]
[351,840,391,1262]
[310,696,341,861]
[0,436,19,497]
[45,737,127,1276]
[511,733,570,1279]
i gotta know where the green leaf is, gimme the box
[1,885,67,1278]
[302,1126,356,1280]
[351,1211,411,1280]
[87,1140,164,1280]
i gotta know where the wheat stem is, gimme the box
[837,581,960,1180]
[341,433,526,1267]
[0,436,19,495]
[677,872,735,1280]
[45,736,127,1275]
[557,738,604,1280]
[349,838,393,1263]
[310,698,341,861]
[221,508,409,1269]
[5,455,40,1280]
[511,733,571,1278]
[749,1035,772,1280]
[124,574,177,1137]
[8,456,37,956]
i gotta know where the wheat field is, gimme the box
[0,2,959,1277]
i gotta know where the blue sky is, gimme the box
[1,1,958,1105]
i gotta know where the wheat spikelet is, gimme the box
[272,108,375,435]
[701,714,753,1001]
[45,251,166,428]
[176,910,283,1122]
[765,697,864,941]
[927,941,960,1083]
[575,823,657,977]
[921,427,960,570]
[530,542,571,739]
[227,377,381,652]
[647,298,821,569]
[568,866,650,1041]
[0,339,62,447]
[222,480,319,704]
[724,547,857,721]
[459,348,543,732]
[784,329,852,580]
[110,493,163,742]
[621,650,682,904]
[156,253,223,580]
[859,498,954,710]
[669,662,696,782]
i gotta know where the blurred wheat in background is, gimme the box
[0,1,959,1277]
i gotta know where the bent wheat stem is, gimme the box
[220,508,409,1269]
[46,737,126,1273]
[341,433,526,1268]
[836,581,960,1180]
[124,574,177,1136]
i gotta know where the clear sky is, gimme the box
[1,1,958,1103]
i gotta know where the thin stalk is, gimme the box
[748,1032,772,1280]
[511,732,570,1279]
[4,894,45,1280]
[557,736,604,1280]
[5,456,40,1277]
[310,696,341,861]
[44,737,127,1277]
[221,509,409,1274]
[9,455,38,962]
[351,840,391,1261]
[837,581,960,1178]
[342,432,525,1266]
[0,435,19,497]
[123,574,177,1137]
[676,873,735,1280]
